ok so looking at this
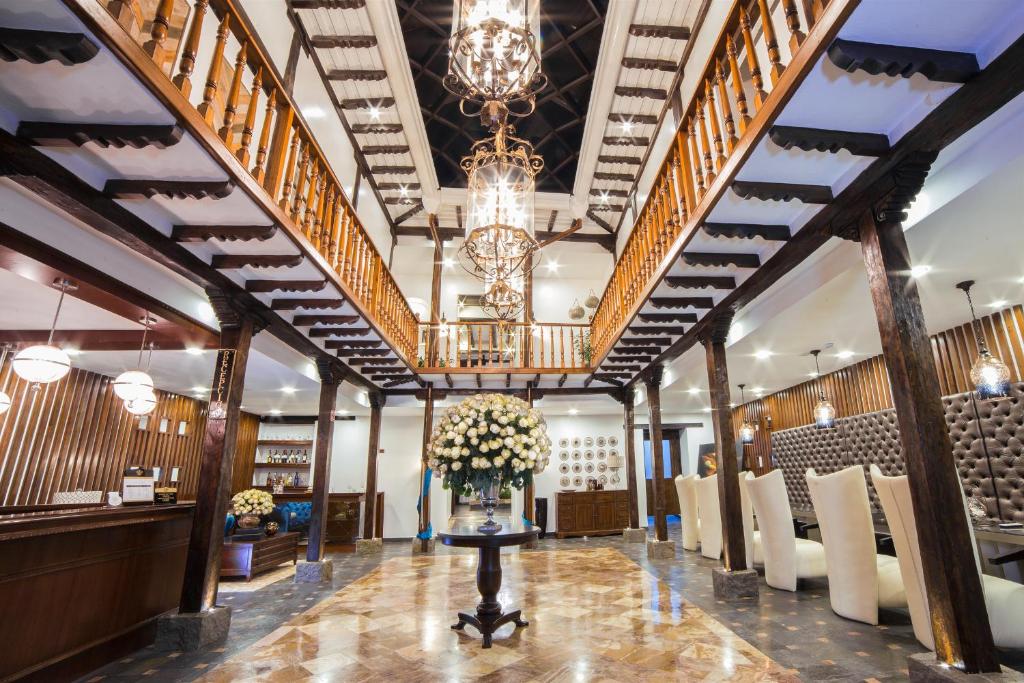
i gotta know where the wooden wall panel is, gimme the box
[0,353,260,506]
[732,305,1024,475]
[232,411,261,494]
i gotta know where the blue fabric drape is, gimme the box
[416,467,433,540]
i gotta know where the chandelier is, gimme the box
[445,0,545,128]
[482,271,526,320]
[809,349,836,429]
[956,280,1012,399]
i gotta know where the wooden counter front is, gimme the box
[0,503,194,682]
[555,490,630,539]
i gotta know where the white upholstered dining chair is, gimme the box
[674,474,701,551]
[806,465,907,624]
[738,471,763,568]
[870,465,1024,649]
[747,469,827,591]
[695,474,722,560]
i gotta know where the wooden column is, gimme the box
[854,155,998,673]
[362,391,385,539]
[699,314,747,573]
[305,361,338,562]
[427,214,442,365]
[643,366,668,541]
[522,382,535,524]
[418,383,435,550]
[179,299,256,614]
[621,387,640,529]
[524,253,534,365]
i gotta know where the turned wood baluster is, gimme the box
[782,0,806,51]
[314,184,332,250]
[349,231,362,293]
[341,211,356,283]
[236,67,261,166]
[291,145,311,222]
[668,155,685,231]
[758,0,786,85]
[142,0,175,61]
[715,59,739,153]
[279,128,300,209]
[657,184,671,259]
[688,117,706,197]
[302,161,320,236]
[705,80,727,171]
[696,99,716,184]
[739,8,769,109]
[725,35,751,134]
[801,0,824,30]
[218,41,247,143]
[108,0,142,36]
[251,87,275,178]
[676,129,697,215]
[172,0,208,97]
[196,13,229,126]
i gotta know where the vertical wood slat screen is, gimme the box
[0,354,260,506]
[732,304,1024,476]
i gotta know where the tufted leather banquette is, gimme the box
[771,382,1024,522]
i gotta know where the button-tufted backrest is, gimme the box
[771,422,847,511]
[841,409,904,512]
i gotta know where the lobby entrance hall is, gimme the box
[0,0,1023,680]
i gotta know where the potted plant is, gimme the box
[574,330,593,366]
[231,488,274,529]
[428,393,550,532]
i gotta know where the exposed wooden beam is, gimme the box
[614,86,668,101]
[591,374,625,387]
[626,325,688,336]
[769,125,891,157]
[352,123,403,134]
[326,339,382,349]
[289,0,366,8]
[384,197,420,205]
[537,218,582,248]
[104,179,234,200]
[0,27,98,65]
[211,254,304,269]
[608,355,651,364]
[611,345,662,356]
[589,188,629,197]
[608,112,658,125]
[245,280,327,293]
[589,203,624,213]
[620,337,671,346]
[338,97,394,110]
[650,297,714,309]
[336,348,390,357]
[597,155,642,165]
[396,225,460,241]
[537,230,616,252]
[393,202,424,225]
[326,69,387,81]
[586,209,614,233]
[292,314,359,326]
[371,165,417,175]
[0,329,213,351]
[350,358,398,366]
[621,57,678,73]
[628,24,691,40]
[731,181,832,204]
[308,34,376,49]
[665,275,736,290]
[638,313,698,324]
[308,327,370,337]
[476,373,482,388]
[593,171,635,182]
[827,37,979,83]
[603,136,650,146]
[17,121,183,149]
[703,222,790,241]
[601,363,642,373]
[362,145,410,155]
[682,252,760,268]
[271,298,345,311]
[558,373,568,387]
[444,373,453,388]
[172,224,276,242]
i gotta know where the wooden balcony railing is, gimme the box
[417,322,591,373]
[99,0,419,362]
[590,0,834,362]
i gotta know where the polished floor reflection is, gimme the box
[199,547,797,681]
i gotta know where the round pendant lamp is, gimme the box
[124,389,157,416]
[738,384,755,445]
[113,315,156,401]
[12,279,76,386]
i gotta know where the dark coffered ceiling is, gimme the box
[396,0,608,193]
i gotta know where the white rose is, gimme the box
[494,456,505,467]
[498,415,509,425]
[467,428,478,438]
[454,435,464,445]
[513,444,523,454]
[461,447,470,456]
[480,443,490,453]
[470,437,479,445]
[489,424,500,434]
[457,422,468,434]
[450,461,461,471]
[446,431,456,440]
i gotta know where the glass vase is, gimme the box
[477,480,503,533]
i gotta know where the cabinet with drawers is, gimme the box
[555,490,630,539]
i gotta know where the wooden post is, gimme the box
[305,362,338,563]
[855,155,998,673]
[418,383,435,551]
[643,366,668,542]
[699,313,747,573]
[427,214,442,366]
[523,382,535,525]
[621,388,640,529]
[362,392,385,539]
[179,301,255,614]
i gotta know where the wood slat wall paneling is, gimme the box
[732,305,1024,473]
[0,354,260,506]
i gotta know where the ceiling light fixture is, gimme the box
[737,384,755,445]
[185,347,204,356]
[620,119,634,134]
[989,299,1008,309]
[836,350,855,360]
[281,386,297,394]
[911,264,932,278]
[114,315,157,402]
[754,349,772,360]
[568,407,579,415]
[688,387,700,395]
[12,278,75,387]
[957,280,1011,399]
[809,349,836,429]
[268,409,283,416]
[368,105,381,121]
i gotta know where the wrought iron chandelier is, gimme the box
[809,349,836,429]
[445,0,546,129]
[956,280,1012,399]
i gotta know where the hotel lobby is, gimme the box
[1,0,1023,680]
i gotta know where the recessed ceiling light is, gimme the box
[688,387,700,395]
[910,264,932,278]
[989,299,1009,308]
[302,105,326,119]
[443,258,455,269]
[702,407,711,413]
[753,386,765,393]
[338,409,349,415]
[620,119,634,134]
[754,349,772,360]
[728,402,736,408]
[399,185,409,197]
[808,371,819,378]
[185,347,204,356]
[368,106,381,121]
[568,407,579,415]
[546,260,559,273]
[598,191,610,204]
[837,350,855,359]
[281,386,297,394]
[191,386,207,393]
[268,409,282,416]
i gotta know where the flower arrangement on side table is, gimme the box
[428,393,551,532]
[231,488,274,530]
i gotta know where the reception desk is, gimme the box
[0,503,194,682]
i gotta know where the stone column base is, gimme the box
[154,606,231,651]
[623,528,646,543]
[294,559,334,583]
[646,538,676,559]
[356,538,383,555]
[908,654,1024,682]
[712,568,759,599]
[411,537,435,554]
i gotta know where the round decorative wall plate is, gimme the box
[599,474,608,485]
[572,450,582,461]
[560,476,570,487]
[573,475,584,487]
[584,436,594,447]
[571,437,582,448]
[559,463,570,474]
[610,473,620,484]
[558,437,569,448]
[596,449,606,459]
[584,462,595,473]
[584,449,594,460]
[608,436,619,447]
[596,436,607,447]
[609,448,619,458]
[559,450,569,461]
[572,462,583,473]
[597,462,607,472]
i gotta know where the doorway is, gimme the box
[643,428,682,517]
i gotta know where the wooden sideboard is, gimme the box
[555,490,630,539]
[221,531,299,581]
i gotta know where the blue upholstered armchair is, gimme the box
[276,502,312,534]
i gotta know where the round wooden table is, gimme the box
[439,521,539,648]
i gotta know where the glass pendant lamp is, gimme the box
[0,344,12,415]
[810,349,836,429]
[738,384,755,444]
[956,280,1012,399]
[12,279,75,386]
[124,390,157,416]
[113,315,156,401]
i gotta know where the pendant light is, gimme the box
[0,344,12,415]
[810,349,836,429]
[568,299,585,320]
[113,315,156,401]
[584,289,600,309]
[738,383,755,445]
[124,341,158,416]
[12,279,75,386]
[956,280,1012,399]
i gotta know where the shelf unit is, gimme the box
[257,439,313,447]
[253,462,311,469]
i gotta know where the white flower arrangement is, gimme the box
[428,393,551,496]
[231,488,274,516]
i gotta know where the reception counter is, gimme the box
[0,503,194,682]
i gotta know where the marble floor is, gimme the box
[77,520,1024,682]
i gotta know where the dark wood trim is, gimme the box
[649,297,715,310]
[0,27,98,65]
[362,393,384,539]
[621,390,640,528]
[245,280,327,293]
[768,125,890,156]
[666,275,736,290]
[172,224,276,242]
[827,37,979,83]
[621,56,678,72]
[637,313,698,324]
[104,178,234,200]
[681,252,760,268]
[17,121,183,149]
[270,298,345,311]
[627,24,691,40]
[292,314,360,326]
[643,368,668,541]
[613,86,667,100]
[730,180,832,204]
[703,222,790,241]
[305,374,337,562]
[212,254,303,269]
